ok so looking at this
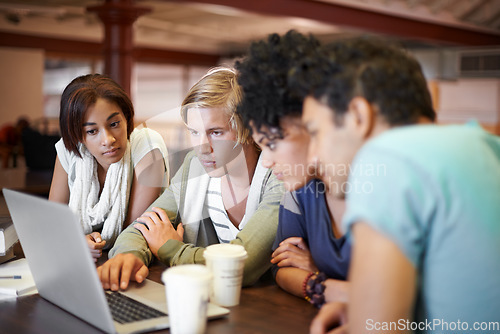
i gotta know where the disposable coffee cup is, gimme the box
[203,244,248,307]
[161,264,212,334]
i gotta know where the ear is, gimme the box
[345,97,376,139]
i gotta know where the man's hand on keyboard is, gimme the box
[97,253,149,291]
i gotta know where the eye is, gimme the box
[266,141,276,151]
[110,121,120,128]
[86,129,97,135]
[211,130,223,137]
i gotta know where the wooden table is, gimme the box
[0,252,318,333]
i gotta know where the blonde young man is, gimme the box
[97,68,284,291]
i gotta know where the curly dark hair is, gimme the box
[235,30,321,138]
[59,74,135,158]
[290,36,436,126]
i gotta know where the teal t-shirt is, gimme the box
[343,122,500,333]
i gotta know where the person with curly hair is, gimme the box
[236,30,351,306]
[294,38,500,334]
[49,74,169,260]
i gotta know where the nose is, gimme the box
[101,129,116,146]
[308,156,321,177]
[307,145,319,172]
[197,133,213,155]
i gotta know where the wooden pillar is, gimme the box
[87,0,150,96]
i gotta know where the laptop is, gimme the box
[2,188,229,334]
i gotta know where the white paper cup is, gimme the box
[161,264,212,334]
[203,244,248,307]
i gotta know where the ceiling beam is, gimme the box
[134,46,220,65]
[0,32,101,57]
[0,32,221,65]
[163,0,500,45]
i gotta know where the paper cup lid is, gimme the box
[161,264,212,283]
[203,244,248,259]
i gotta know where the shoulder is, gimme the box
[129,128,168,166]
[260,168,285,202]
[356,123,497,179]
[55,137,66,157]
[260,164,283,190]
[360,123,485,160]
[181,150,199,171]
[282,179,325,215]
[55,138,77,172]
[130,128,166,150]
[169,150,200,184]
[184,149,198,161]
[293,179,325,202]
[281,191,300,214]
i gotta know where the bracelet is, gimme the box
[305,272,327,308]
[302,272,315,302]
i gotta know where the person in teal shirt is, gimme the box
[342,122,500,333]
[294,37,500,333]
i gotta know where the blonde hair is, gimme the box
[181,67,251,145]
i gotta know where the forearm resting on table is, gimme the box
[276,267,310,298]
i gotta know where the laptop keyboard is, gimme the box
[105,291,167,324]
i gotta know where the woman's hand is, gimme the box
[135,207,184,257]
[271,237,318,273]
[85,232,106,262]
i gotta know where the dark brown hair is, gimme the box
[290,37,436,126]
[59,74,134,157]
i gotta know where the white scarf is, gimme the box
[179,154,267,244]
[68,143,132,247]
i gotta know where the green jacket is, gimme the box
[109,150,284,286]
